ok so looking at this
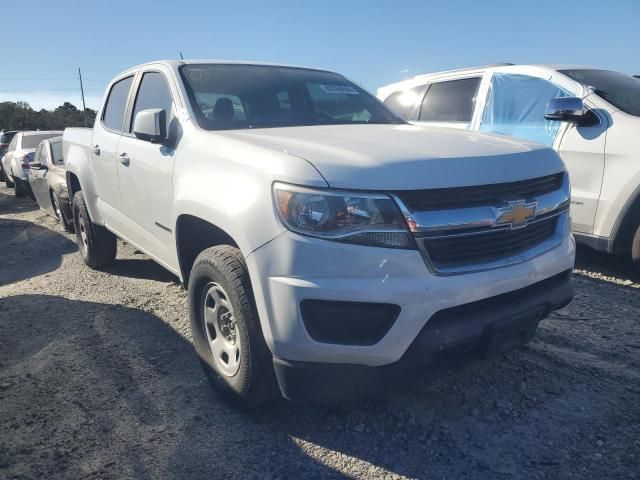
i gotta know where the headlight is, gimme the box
[273,182,414,249]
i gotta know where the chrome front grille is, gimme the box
[421,216,558,266]
[393,172,570,275]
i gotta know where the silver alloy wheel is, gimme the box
[203,282,241,377]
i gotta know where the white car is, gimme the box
[378,64,640,273]
[2,131,63,196]
[64,60,575,407]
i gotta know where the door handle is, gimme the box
[119,152,130,166]
[92,144,100,155]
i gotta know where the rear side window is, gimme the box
[51,141,64,165]
[102,76,134,132]
[383,86,425,119]
[130,72,174,133]
[419,77,481,122]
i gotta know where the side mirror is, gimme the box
[133,108,167,143]
[544,97,586,123]
[30,162,46,170]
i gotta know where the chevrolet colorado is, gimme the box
[63,60,575,407]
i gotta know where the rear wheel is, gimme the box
[0,166,4,182]
[5,172,14,188]
[188,245,278,408]
[72,191,117,269]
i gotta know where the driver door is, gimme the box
[115,69,177,267]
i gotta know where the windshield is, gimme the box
[560,69,640,117]
[21,133,61,149]
[180,64,401,130]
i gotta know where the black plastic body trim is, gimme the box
[273,270,574,402]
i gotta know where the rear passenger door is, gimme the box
[91,75,135,222]
[115,69,178,267]
[413,77,482,129]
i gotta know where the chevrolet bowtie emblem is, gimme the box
[495,200,537,229]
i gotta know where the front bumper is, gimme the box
[246,223,575,366]
[274,269,573,401]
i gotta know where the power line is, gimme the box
[0,77,108,82]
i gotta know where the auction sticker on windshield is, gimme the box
[319,84,359,95]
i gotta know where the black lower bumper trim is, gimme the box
[273,269,573,402]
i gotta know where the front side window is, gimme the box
[480,74,571,146]
[180,64,400,130]
[130,72,174,133]
[560,69,640,117]
[419,77,481,123]
[102,76,134,132]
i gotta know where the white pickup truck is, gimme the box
[63,60,575,407]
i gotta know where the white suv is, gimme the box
[378,65,640,273]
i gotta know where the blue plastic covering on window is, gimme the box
[480,74,570,146]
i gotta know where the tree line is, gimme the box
[0,101,96,131]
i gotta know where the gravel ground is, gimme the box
[1,184,639,480]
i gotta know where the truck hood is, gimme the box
[219,124,564,190]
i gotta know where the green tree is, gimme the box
[0,101,96,131]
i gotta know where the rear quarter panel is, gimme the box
[63,128,105,224]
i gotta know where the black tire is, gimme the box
[72,191,117,269]
[631,223,640,277]
[0,166,4,182]
[5,172,14,188]
[188,245,278,408]
[14,180,26,197]
[52,191,74,233]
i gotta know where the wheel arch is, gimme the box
[175,214,240,285]
[611,184,640,254]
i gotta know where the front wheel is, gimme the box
[188,245,278,408]
[52,191,74,233]
[72,191,116,269]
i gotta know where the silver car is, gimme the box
[2,130,63,197]
[28,136,74,232]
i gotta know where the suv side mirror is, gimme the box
[544,97,586,123]
[30,162,46,170]
[133,109,167,143]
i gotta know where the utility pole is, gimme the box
[78,68,88,127]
